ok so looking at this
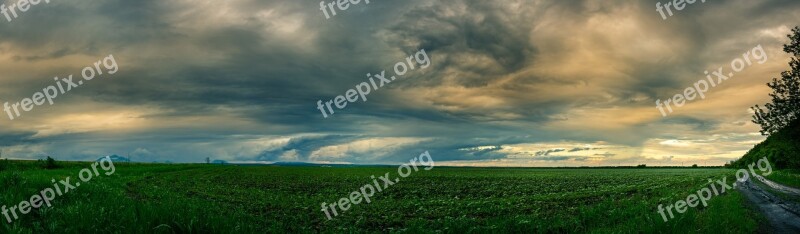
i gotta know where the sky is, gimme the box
[0,0,798,166]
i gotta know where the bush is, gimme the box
[40,156,62,169]
[733,118,800,169]
[0,158,8,171]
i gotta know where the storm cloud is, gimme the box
[0,0,796,166]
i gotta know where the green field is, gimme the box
[0,161,760,233]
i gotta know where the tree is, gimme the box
[751,26,800,136]
[42,156,61,169]
[0,152,7,171]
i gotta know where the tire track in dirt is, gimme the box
[737,175,800,233]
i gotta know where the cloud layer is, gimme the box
[0,0,798,166]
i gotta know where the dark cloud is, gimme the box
[593,152,616,157]
[568,147,598,152]
[0,0,793,165]
[534,149,566,156]
[533,156,590,162]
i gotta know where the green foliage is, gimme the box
[0,158,8,171]
[733,118,800,169]
[0,171,25,187]
[38,156,62,169]
[752,26,800,136]
[764,169,800,188]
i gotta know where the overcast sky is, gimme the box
[0,0,798,166]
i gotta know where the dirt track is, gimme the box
[737,174,800,233]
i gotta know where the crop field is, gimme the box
[0,162,759,233]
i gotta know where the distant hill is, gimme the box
[98,155,130,163]
[211,160,228,165]
[264,162,393,168]
[271,162,320,166]
[733,118,800,169]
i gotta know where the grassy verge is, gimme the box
[764,169,800,189]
